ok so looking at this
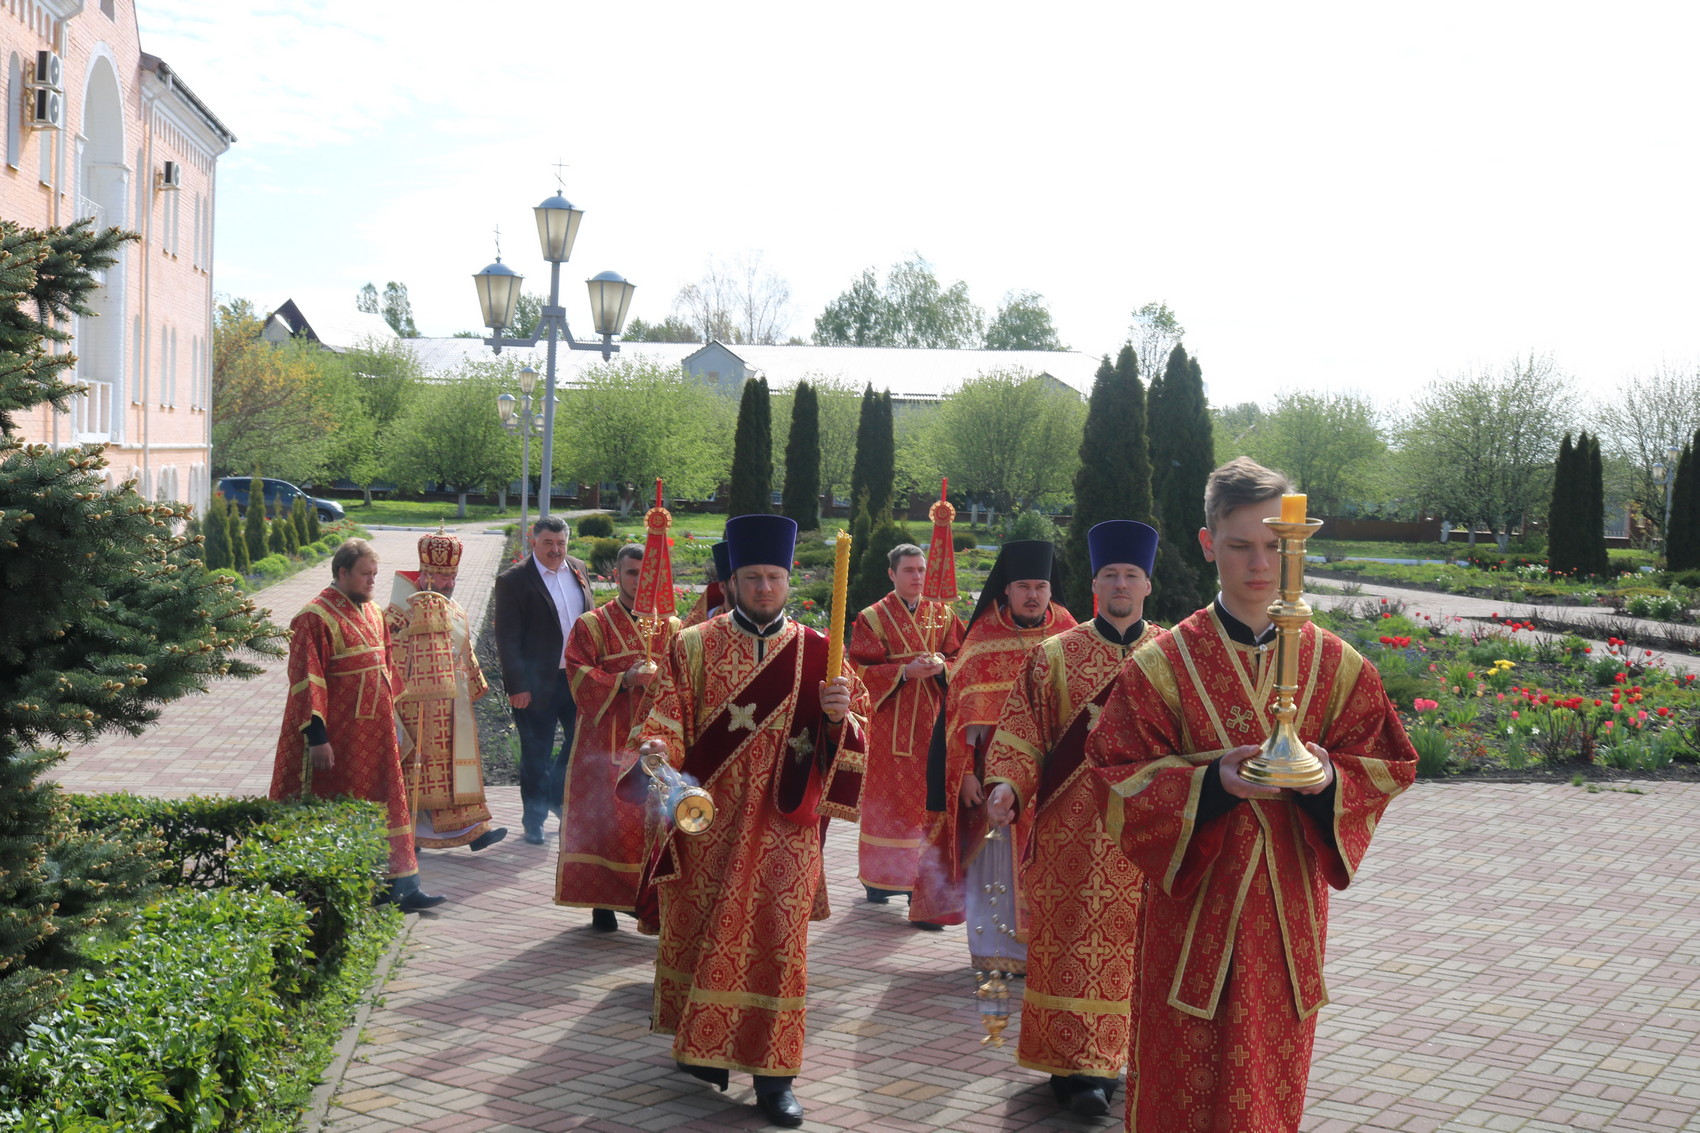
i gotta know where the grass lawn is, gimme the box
[337,499,519,527]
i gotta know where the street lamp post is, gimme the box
[473,191,637,519]
[497,365,544,535]
[1653,441,1682,550]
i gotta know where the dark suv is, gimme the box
[216,477,345,523]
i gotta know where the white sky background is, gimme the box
[137,1,1700,411]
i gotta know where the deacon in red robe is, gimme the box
[847,541,964,907]
[681,540,730,628]
[1088,459,1416,1133]
[628,514,866,1129]
[271,539,444,911]
[556,542,678,929]
[984,520,1163,1117]
[914,538,1075,956]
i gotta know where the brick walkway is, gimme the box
[53,557,1700,1132]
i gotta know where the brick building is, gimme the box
[2,0,232,515]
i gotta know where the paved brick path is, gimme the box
[52,552,1700,1132]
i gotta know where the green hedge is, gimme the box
[3,887,309,1131]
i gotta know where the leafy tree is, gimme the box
[1212,400,1266,467]
[811,375,863,510]
[1063,345,1151,619]
[1595,366,1700,546]
[385,367,518,517]
[727,377,773,516]
[380,281,418,337]
[318,340,421,501]
[1147,345,1214,622]
[0,218,283,1046]
[929,369,1087,514]
[813,256,984,348]
[243,471,267,562]
[984,291,1065,351]
[212,299,342,481]
[356,282,380,315]
[782,382,821,530]
[511,291,544,339]
[675,252,793,344]
[622,315,701,343]
[1398,353,1574,545]
[1128,302,1184,386]
[1249,390,1384,515]
[559,358,731,505]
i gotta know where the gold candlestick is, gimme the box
[1239,504,1328,789]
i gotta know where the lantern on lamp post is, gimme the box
[497,365,545,535]
[472,186,635,518]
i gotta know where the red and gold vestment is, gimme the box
[270,587,415,878]
[983,618,1164,1080]
[1088,606,1416,1133]
[911,602,1075,931]
[556,600,677,911]
[633,614,868,1077]
[847,591,964,893]
[386,577,496,848]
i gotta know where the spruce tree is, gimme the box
[1063,344,1151,619]
[243,471,267,563]
[0,218,283,1045]
[1582,432,1609,578]
[1548,433,1577,576]
[781,381,821,531]
[1147,345,1214,622]
[726,376,772,517]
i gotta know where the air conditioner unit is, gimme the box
[32,50,63,92]
[159,161,182,190]
[30,88,64,130]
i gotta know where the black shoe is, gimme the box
[398,888,447,913]
[755,1086,803,1127]
[523,826,545,845]
[676,1061,728,1091]
[591,908,618,931]
[470,827,508,851]
[1070,1085,1109,1116]
[864,886,891,904]
[1051,1074,1115,1116]
[912,919,945,932]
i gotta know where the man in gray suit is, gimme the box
[493,516,595,843]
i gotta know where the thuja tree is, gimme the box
[1548,433,1580,575]
[0,219,285,1047]
[1063,344,1151,619]
[1147,345,1213,622]
[848,385,895,528]
[1670,433,1700,572]
[727,376,773,517]
[781,381,821,530]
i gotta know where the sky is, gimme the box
[136,1,1700,411]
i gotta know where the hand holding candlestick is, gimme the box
[1239,493,1330,789]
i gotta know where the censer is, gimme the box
[640,750,714,835]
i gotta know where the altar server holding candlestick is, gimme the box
[1088,459,1416,1133]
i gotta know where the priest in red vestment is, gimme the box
[848,541,963,909]
[271,539,444,911]
[682,540,730,628]
[984,520,1163,1117]
[386,528,506,854]
[1088,459,1416,1133]
[627,514,867,1129]
[556,542,678,930]
[914,539,1075,953]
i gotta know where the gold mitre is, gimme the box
[417,525,463,579]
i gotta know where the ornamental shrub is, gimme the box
[252,553,292,579]
[953,531,977,552]
[577,513,616,538]
[587,536,623,574]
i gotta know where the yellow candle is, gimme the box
[1280,493,1307,523]
[825,529,852,678]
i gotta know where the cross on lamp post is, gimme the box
[472,190,636,519]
